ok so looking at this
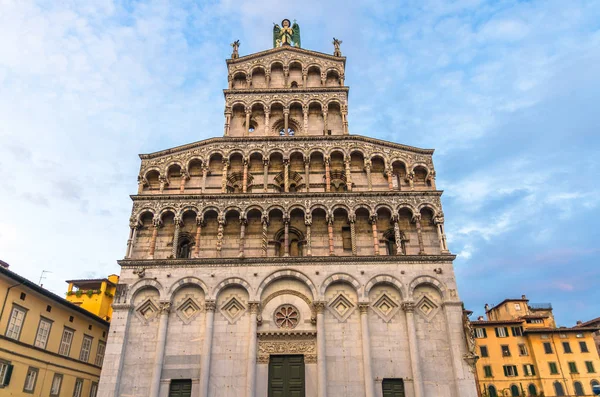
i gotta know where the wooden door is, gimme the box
[382,379,405,397]
[169,379,192,397]
[268,355,305,397]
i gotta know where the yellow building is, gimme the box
[65,274,118,321]
[0,263,109,397]
[471,295,600,397]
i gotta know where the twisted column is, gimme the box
[413,214,425,254]
[342,108,348,134]
[370,214,380,255]
[386,169,394,190]
[224,110,232,136]
[324,156,331,192]
[348,213,357,256]
[193,216,203,258]
[302,105,309,134]
[314,302,327,397]
[216,215,225,257]
[392,215,403,255]
[179,170,189,193]
[359,303,375,397]
[149,302,171,397]
[125,219,138,258]
[283,214,290,257]
[322,109,328,135]
[284,158,290,192]
[344,157,352,191]
[365,160,372,191]
[327,214,334,256]
[201,166,208,193]
[239,215,247,258]
[261,215,269,257]
[403,302,423,397]
[148,218,161,259]
[171,216,182,258]
[245,108,251,137]
[242,157,249,193]
[305,214,312,256]
[221,160,229,193]
[199,301,216,397]
[283,108,290,134]
[304,158,310,192]
[265,71,270,88]
[263,159,269,192]
[246,303,260,397]
[264,109,270,134]
[434,213,449,253]
[320,72,326,86]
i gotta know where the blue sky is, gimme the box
[0,0,598,325]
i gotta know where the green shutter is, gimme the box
[503,366,508,376]
[513,365,518,376]
[2,364,13,386]
[495,328,499,337]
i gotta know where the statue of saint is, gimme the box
[230,40,240,59]
[273,19,301,48]
[333,37,343,56]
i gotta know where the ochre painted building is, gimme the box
[472,296,600,396]
[66,275,119,321]
[0,264,109,397]
[97,24,477,397]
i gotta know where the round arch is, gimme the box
[408,275,447,300]
[209,277,252,300]
[319,273,361,299]
[255,269,317,301]
[363,274,405,299]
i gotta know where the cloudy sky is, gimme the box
[0,0,598,325]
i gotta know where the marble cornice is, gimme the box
[226,46,346,65]
[139,134,435,159]
[223,87,349,95]
[118,254,456,268]
[130,190,444,201]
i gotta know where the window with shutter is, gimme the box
[50,373,63,396]
[580,341,589,353]
[0,361,13,386]
[23,367,38,392]
[586,361,595,373]
[511,326,523,336]
[501,345,511,357]
[549,362,558,374]
[475,328,487,338]
[518,343,528,356]
[79,335,93,362]
[480,345,489,357]
[495,327,508,337]
[6,306,27,340]
[563,342,572,353]
[568,362,578,374]
[543,342,553,354]
[59,328,74,356]
[484,365,493,377]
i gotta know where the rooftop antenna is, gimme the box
[39,270,52,288]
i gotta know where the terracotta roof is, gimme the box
[66,277,116,287]
[0,266,109,327]
[577,317,600,327]
[485,298,529,312]
[471,320,524,326]
[520,314,549,319]
[525,327,599,333]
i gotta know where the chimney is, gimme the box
[484,304,490,311]
[521,294,527,299]
[577,320,582,325]
[478,316,484,321]
[0,260,9,269]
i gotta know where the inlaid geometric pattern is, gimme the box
[327,292,355,323]
[371,293,399,323]
[176,297,202,324]
[136,299,159,322]
[274,304,300,329]
[220,296,246,324]
[416,295,439,320]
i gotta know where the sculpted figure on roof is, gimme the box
[273,19,301,48]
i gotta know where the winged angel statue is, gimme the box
[273,19,301,48]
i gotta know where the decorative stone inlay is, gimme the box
[327,292,355,323]
[274,304,300,329]
[371,293,399,323]
[220,296,246,324]
[175,297,202,324]
[415,295,439,320]
[136,299,159,322]
[257,331,317,364]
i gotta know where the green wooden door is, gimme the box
[268,355,305,397]
[169,379,192,397]
[382,379,405,397]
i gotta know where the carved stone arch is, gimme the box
[178,205,200,219]
[288,204,307,215]
[349,147,367,157]
[158,207,177,221]
[168,276,209,301]
[287,148,306,159]
[201,206,221,218]
[353,204,375,217]
[230,100,247,110]
[287,58,305,68]
[408,276,447,300]
[370,153,388,168]
[248,149,265,159]
[396,203,417,217]
[255,269,317,301]
[309,204,329,216]
[417,203,438,218]
[261,289,314,317]
[320,273,361,300]
[165,160,184,174]
[325,67,341,76]
[331,203,351,215]
[135,208,156,223]
[363,274,405,300]
[227,149,246,161]
[268,59,285,71]
[250,65,267,75]
[186,156,204,170]
[288,99,304,108]
[328,147,347,157]
[245,205,265,217]
[249,100,268,111]
[308,148,326,157]
[307,99,324,109]
[390,157,408,169]
[266,204,286,217]
[268,100,286,111]
[267,148,285,159]
[210,277,252,300]
[232,70,247,79]
[127,278,166,303]
[412,163,430,177]
[142,166,162,179]
[223,206,243,217]
[306,63,322,73]
[207,150,226,164]
[374,203,395,215]
[325,98,344,110]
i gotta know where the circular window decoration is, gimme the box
[274,304,300,329]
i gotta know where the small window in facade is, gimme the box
[528,384,538,396]
[549,362,559,374]
[475,328,487,338]
[503,365,518,377]
[586,361,595,373]
[0,360,13,386]
[90,382,98,397]
[484,365,492,377]
[580,341,589,353]
[563,342,572,353]
[568,361,578,374]
[381,378,404,397]
[554,381,565,396]
[488,385,498,397]
[511,326,523,336]
[50,373,63,396]
[46,305,52,312]
[573,381,584,396]
[58,328,74,356]
[495,327,508,337]
[501,345,511,357]
[559,333,567,339]
[543,342,553,354]
[523,364,536,376]
[6,305,27,340]
[73,378,84,397]
[79,335,93,362]
[23,367,38,393]
[576,333,584,338]
[540,333,550,339]
[518,343,528,356]
[69,316,74,323]
[480,345,489,357]
[95,341,106,367]
[34,317,53,349]
[20,292,26,300]
[510,385,520,396]
[514,303,521,310]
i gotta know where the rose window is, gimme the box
[274,304,299,329]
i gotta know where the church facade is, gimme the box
[97,30,477,397]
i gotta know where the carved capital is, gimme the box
[205,301,217,312]
[411,214,422,223]
[358,303,370,314]
[159,301,171,314]
[313,301,326,314]
[261,214,270,225]
[369,214,378,224]
[347,213,356,223]
[402,302,415,313]
[304,214,312,226]
[152,217,163,228]
[248,302,261,314]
